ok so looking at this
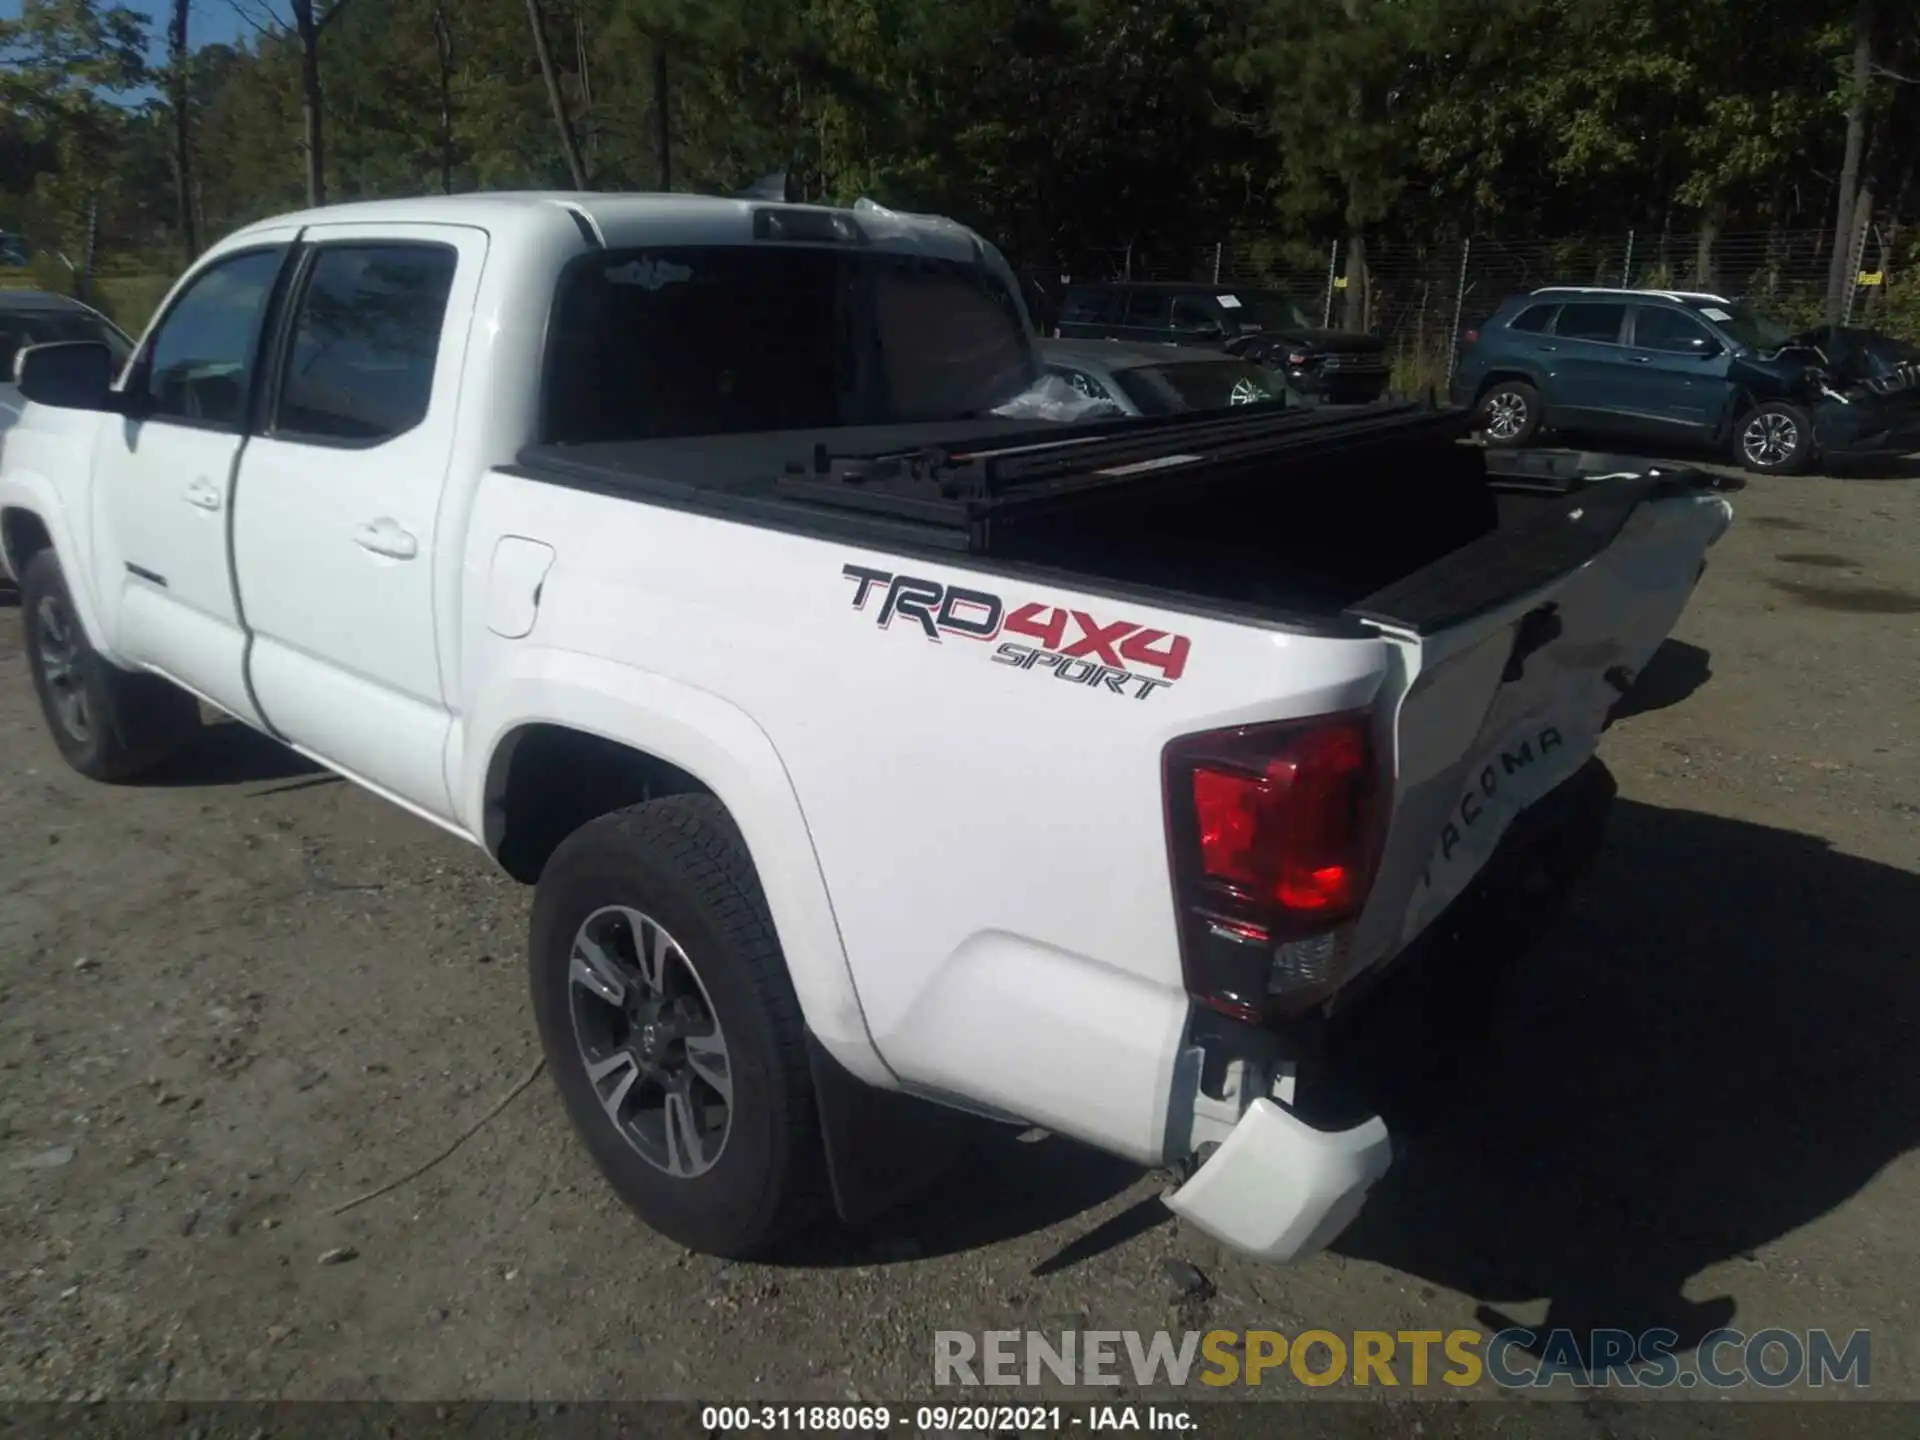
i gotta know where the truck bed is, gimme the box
[513,404,1707,636]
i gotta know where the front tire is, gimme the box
[1734,400,1813,475]
[19,549,199,782]
[1476,379,1543,447]
[529,795,821,1258]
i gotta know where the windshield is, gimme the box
[542,245,1036,443]
[1114,359,1293,415]
[0,307,134,382]
[1691,301,1793,353]
[1219,292,1317,332]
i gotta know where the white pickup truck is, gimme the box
[0,193,1731,1264]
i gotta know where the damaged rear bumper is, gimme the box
[1162,757,1617,1263]
[1163,1100,1392,1261]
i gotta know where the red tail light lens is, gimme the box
[1190,722,1369,912]
[1165,712,1380,1020]
[1462,328,1480,345]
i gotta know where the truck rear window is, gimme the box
[541,246,1036,443]
[1114,359,1289,414]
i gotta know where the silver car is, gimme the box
[1039,337,1299,417]
[1,291,135,581]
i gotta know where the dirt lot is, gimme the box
[2,462,1918,1407]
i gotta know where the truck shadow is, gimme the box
[1605,639,1711,723]
[784,1129,1149,1269]
[140,718,330,789]
[1333,797,1919,1358]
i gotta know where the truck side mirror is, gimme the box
[15,341,120,413]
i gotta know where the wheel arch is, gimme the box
[0,505,52,580]
[1472,368,1542,404]
[464,650,892,1088]
[0,487,113,655]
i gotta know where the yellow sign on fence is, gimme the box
[1857,271,1884,286]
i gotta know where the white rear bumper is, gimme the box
[1162,1097,1392,1262]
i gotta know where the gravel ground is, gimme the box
[1,463,1917,1407]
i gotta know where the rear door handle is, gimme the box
[1631,354,1653,364]
[352,518,419,560]
[183,479,223,511]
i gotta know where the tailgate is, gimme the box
[1344,476,1733,970]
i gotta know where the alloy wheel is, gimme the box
[34,594,91,742]
[1742,412,1799,468]
[567,905,732,1178]
[1484,390,1528,440]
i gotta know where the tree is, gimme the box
[526,0,590,187]
[0,0,150,257]
[168,0,197,259]
[1825,0,1875,322]
[230,0,357,205]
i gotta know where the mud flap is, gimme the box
[805,1032,1009,1226]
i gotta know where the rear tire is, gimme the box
[1476,380,1543,447]
[528,794,822,1258]
[1734,400,1813,475]
[19,549,200,783]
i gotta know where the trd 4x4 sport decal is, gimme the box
[842,564,1190,701]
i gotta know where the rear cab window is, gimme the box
[1051,366,1117,403]
[1115,361,1287,415]
[542,246,1036,443]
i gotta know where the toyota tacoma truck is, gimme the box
[0,193,1731,1263]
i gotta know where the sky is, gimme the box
[0,0,263,102]
[0,0,259,61]
[127,0,257,56]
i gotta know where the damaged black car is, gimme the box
[1453,287,1920,474]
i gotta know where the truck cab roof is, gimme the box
[221,192,990,262]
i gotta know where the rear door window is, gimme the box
[273,243,457,444]
[1508,304,1556,334]
[1060,287,1123,325]
[1170,297,1219,334]
[1124,292,1173,329]
[1552,303,1627,344]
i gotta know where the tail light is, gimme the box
[1163,711,1381,1023]
[1462,328,1480,345]
[1286,351,1310,368]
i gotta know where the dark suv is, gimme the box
[1054,282,1391,403]
[1451,287,1920,474]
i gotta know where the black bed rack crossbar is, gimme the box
[769,399,1469,551]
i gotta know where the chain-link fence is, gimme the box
[1075,218,1920,394]
[8,207,1919,385]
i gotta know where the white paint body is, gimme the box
[0,194,1733,1262]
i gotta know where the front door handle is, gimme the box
[183,479,223,511]
[353,518,419,560]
